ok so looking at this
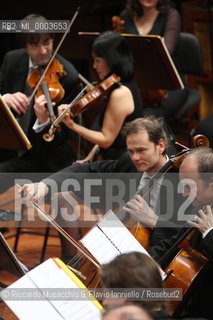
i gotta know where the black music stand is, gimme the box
[0,232,26,285]
[78,32,184,90]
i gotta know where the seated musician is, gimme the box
[0,13,80,193]
[115,0,189,120]
[148,147,213,319]
[56,30,143,162]
[99,252,208,320]
[20,116,187,262]
[100,252,169,320]
[101,303,153,320]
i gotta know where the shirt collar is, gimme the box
[142,154,169,179]
[29,57,38,71]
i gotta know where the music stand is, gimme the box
[0,232,26,280]
[0,95,31,151]
[78,32,184,90]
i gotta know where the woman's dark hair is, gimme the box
[17,14,55,47]
[100,252,167,316]
[91,30,134,81]
[126,0,175,18]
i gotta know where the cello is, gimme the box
[163,227,209,317]
[157,135,210,316]
[124,134,210,250]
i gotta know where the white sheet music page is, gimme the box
[80,219,120,264]
[80,210,149,265]
[80,210,166,279]
[1,258,102,320]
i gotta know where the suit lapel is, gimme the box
[12,52,29,93]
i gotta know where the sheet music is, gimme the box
[80,210,149,265]
[80,223,121,264]
[80,210,166,279]
[1,258,102,320]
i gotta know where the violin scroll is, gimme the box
[192,134,209,148]
[43,126,58,142]
[112,16,125,33]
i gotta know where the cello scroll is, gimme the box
[192,134,209,148]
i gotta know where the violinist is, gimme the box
[149,147,213,318]
[57,30,143,161]
[0,13,80,193]
[20,117,186,261]
[116,0,189,120]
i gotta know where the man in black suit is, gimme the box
[20,116,186,259]
[0,14,80,192]
[149,147,213,319]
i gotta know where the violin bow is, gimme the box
[29,7,80,103]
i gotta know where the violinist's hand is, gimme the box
[4,92,29,115]
[187,205,213,234]
[57,104,76,129]
[75,159,89,164]
[18,182,49,202]
[34,94,55,124]
[123,194,158,227]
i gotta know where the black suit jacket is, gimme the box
[0,48,80,172]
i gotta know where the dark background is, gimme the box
[0,0,195,76]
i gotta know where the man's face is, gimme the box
[26,38,53,66]
[179,155,213,207]
[126,129,165,174]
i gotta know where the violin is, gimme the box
[27,58,66,104]
[67,73,121,118]
[43,73,121,142]
[26,8,80,122]
[112,15,125,33]
[140,88,166,107]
